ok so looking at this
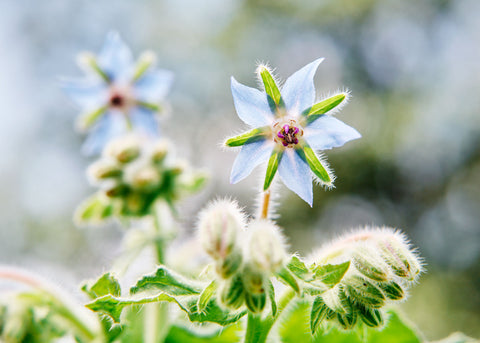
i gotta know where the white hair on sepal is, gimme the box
[254,61,283,91]
[315,88,351,116]
[310,152,336,190]
[219,124,255,151]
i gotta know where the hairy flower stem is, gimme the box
[244,288,296,343]
[260,190,271,219]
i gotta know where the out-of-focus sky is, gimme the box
[0,0,479,339]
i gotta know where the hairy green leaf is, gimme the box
[275,267,300,294]
[130,266,202,296]
[310,296,329,334]
[268,281,277,317]
[74,193,115,226]
[312,261,350,287]
[82,273,121,300]
[197,280,217,313]
[287,255,312,281]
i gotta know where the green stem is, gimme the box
[244,288,296,343]
[152,202,166,265]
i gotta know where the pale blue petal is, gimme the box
[230,139,274,184]
[304,115,361,151]
[281,58,324,117]
[61,78,108,108]
[134,70,174,102]
[98,32,134,82]
[130,106,160,136]
[231,77,274,127]
[278,148,313,206]
[82,112,128,155]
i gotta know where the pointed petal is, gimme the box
[231,77,274,127]
[134,69,174,102]
[130,107,160,136]
[230,139,274,184]
[60,78,108,108]
[98,32,134,82]
[278,148,313,206]
[281,58,324,116]
[304,116,361,151]
[82,112,128,156]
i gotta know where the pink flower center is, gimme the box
[273,121,303,147]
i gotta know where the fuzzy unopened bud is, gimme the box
[105,137,141,164]
[126,165,162,191]
[344,275,385,309]
[150,141,169,164]
[124,192,146,214]
[242,264,267,313]
[219,274,244,309]
[198,200,245,277]
[352,246,390,282]
[247,220,287,273]
[88,160,122,182]
[376,233,422,282]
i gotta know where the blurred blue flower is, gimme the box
[225,59,360,206]
[61,32,173,155]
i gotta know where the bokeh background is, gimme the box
[1,0,479,340]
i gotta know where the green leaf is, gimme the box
[74,193,115,226]
[287,255,312,281]
[304,93,346,116]
[275,267,300,294]
[264,150,282,190]
[86,293,177,323]
[310,296,330,334]
[224,127,268,147]
[130,266,202,296]
[268,281,277,317]
[258,66,282,106]
[197,280,217,313]
[312,261,350,287]
[82,273,121,300]
[301,146,332,185]
[77,106,107,130]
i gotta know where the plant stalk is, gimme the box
[260,190,271,219]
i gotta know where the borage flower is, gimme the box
[225,59,360,206]
[61,32,173,155]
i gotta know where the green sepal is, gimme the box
[312,261,350,287]
[258,66,282,107]
[378,281,404,301]
[301,145,332,185]
[81,273,121,300]
[137,101,161,112]
[358,305,384,328]
[244,291,266,313]
[130,266,202,296]
[132,52,155,81]
[268,281,277,317]
[224,127,268,147]
[197,280,218,313]
[77,106,107,130]
[81,53,110,83]
[310,296,330,334]
[275,267,300,294]
[264,150,282,190]
[304,93,346,117]
[345,276,385,309]
[287,255,312,282]
[220,274,245,310]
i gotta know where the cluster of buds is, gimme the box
[78,135,207,221]
[307,227,423,332]
[198,200,288,313]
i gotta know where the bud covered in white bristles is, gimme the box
[198,199,246,277]
[87,159,122,183]
[247,220,287,273]
[105,136,141,164]
[125,164,162,191]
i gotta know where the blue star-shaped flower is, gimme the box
[61,32,173,155]
[225,59,361,206]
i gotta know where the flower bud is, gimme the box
[105,136,141,164]
[244,290,266,313]
[215,251,243,279]
[242,264,267,313]
[123,192,146,215]
[376,232,422,282]
[198,200,245,273]
[87,160,122,182]
[247,220,287,273]
[344,275,385,309]
[358,305,384,328]
[150,141,169,164]
[352,245,390,282]
[126,165,162,191]
[219,274,245,309]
